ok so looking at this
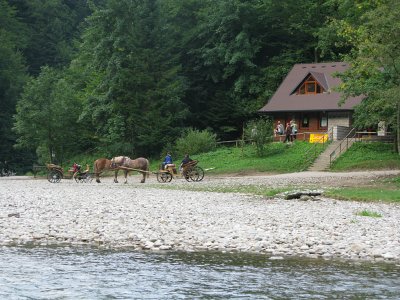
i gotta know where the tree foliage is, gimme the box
[0,0,30,169]
[13,67,86,164]
[5,0,399,170]
[76,0,188,157]
[244,117,274,157]
[8,0,91,75]
[174,128,217,157]
[326,0,400,152]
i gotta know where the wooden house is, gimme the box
[258,62,363,141]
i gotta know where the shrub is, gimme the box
[244,117,274,157]
[174,128,217,156]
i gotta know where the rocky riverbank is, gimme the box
[1,171,399,262]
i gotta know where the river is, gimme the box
[1,246,399,299]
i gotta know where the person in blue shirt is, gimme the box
[162,152,173,169]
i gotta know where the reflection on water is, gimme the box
[0,246,399,299]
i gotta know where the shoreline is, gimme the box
[1,172,399,263]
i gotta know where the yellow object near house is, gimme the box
[309,134,328,143]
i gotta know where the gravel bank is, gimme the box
[1,171,399,262]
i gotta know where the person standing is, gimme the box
[284,123,292,143]
[275,121,284,136]
[291,120,298,140]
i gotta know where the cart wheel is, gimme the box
[190,166,204,182]
[48,170,62,183]
[183,169,192,182]
[73,171,82,183]
[74,175,84,183]
[157,172,172,183]
[84,174,93,183]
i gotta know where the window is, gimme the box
[297,75,324,95]
[302,116,309,128]
[320,116,327,127]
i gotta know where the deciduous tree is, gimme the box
[331,0,400,153]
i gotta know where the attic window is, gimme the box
[297,75,325,95]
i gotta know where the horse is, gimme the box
[94,156,150,184]
[110,156,150,184]
[93,158,113,183]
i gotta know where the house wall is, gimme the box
[272,111,353,141]
[273,112,327,133]
[333,125,352,140]
[273,112,351,132]
[304,112,323,132]
[328,112,350,128]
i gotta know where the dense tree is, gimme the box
[173,0,335,140]
[0,0,30,170]
[13,67,85,164]
[6,0,97,169]
[7,0,91,75]
[324,0,400,153]
[8,0,398,168]
[77,0,188,156]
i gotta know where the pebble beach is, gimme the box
[1,170,399,263]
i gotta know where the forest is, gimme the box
[1,0,399,172]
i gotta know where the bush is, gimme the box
[244,117,274,156]
[174,129,217,156]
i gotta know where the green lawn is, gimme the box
[324,187,400,203]
[330,142,400,171]
[149,141,326,175]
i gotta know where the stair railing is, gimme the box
[329,127,358,167]
[302,127,333,170]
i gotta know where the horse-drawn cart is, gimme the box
[46,163,93,183]
[156,160,204,183]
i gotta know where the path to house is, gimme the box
[0,169,399,263]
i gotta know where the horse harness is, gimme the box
[111,156,129,169]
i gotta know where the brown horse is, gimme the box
[93,158,113,183]
[94,156,150,184]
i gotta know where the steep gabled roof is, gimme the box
[290,71,329,95]
[310,71,328,91]
[259,62,363,113]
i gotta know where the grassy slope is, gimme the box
[330,142,400,171]
[169,141,399,202]
[37,141,320,175]
[326,142,400,202]
[149,141,325,175]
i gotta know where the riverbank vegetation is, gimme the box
[324,142,400,202]
[150,141,399,202]
[324,187,400,203]
[355,210,383,218]
[30,140,400,202]
[52,141,399,203]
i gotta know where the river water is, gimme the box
[1,247,399,299]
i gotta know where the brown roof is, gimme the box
[259,62,363,113]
